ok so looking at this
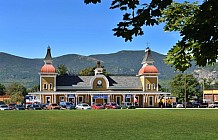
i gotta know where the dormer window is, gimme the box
[49,83,53,90]
[147,84,150,90]
[44,84,47,90]
[152,83,156,90]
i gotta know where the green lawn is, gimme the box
[0,109,218,140]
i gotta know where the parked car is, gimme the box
[105,102,121,109]
[76,103,92,110]
[208,102,218,108]
[193,102,208,108]
[183,102,193,108]
[47,103,61,110]
[29,104,42,110]
[15,104,25,110]
[59,102,76,110]
[26,104,32,110]
[121,102,135,109]
[176,103,184,108]
[91,103,105,109]
[39,103,47,110]
[0,105,10,110]
[8,103,17,110]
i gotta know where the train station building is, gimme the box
[29,47,170,107]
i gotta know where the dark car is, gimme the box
[105,102,121,109]
[59,102,76,110]
[29,104,42,110]
[39,103,47,110]
[8,103,16,110]
[183,102,193,108]
[15,104,25,110]
[121,102,135,109]
[192,102,208,108]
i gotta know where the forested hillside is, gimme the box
[0,50,217,88]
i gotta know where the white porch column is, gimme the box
[164,94,167,107]
[75,95,78,105]
[133,94,136,106]
[122,94,125,103]
[40,75,42,91]
[54,76,56,91]
[108,95,110,103]
[65,94,68,102]
[143,94,145,108]
[40,94,42,103]
[90,94,93,105]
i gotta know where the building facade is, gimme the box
[203,89,218,103]
[29,47,170,107]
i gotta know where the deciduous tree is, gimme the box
[6,83,27,103]
[0,83,6,96]
[171,74,201,102]
[84,0,218,72]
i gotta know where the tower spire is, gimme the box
[141,47,154,66]
[44,46,53,64]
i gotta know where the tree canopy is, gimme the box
[170,74,201,102]
[57,64,69,76]
[79,66,109,76]
[0,83,6,96]
[84,0,218,72]
[6,83,27,103]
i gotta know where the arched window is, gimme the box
[152,83,156,90]
[49,83,53,90]
[147,84,150,90]
[44,84,47,90]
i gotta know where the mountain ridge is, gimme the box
[0,50,217,88]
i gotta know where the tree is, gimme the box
[79,67,95,76]
[85,0,172,41]
[6,83,27,103]
[57,64,69,76]
[84,0,218,71]
[0,83,6,96]
[28,84,40,93]
[171,74,201,102]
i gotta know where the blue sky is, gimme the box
[0,0,198,58]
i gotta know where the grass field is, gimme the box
[0,109,218,140]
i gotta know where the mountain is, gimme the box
[0,51,217,88]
